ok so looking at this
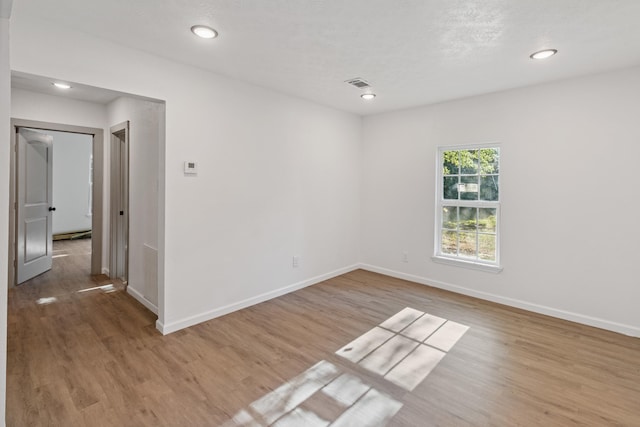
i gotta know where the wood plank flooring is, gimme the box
[7,240,640,426]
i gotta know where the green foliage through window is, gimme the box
[438,147,500,263]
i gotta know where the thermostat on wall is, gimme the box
[184,161,198,175]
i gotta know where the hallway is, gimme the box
[7,239,155,426]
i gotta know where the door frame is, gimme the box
[8,118,104,286]
[109,121,129,284]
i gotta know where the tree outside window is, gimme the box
[436,147,500,265]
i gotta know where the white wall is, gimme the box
[11,88,109,265]
[0,14,11,427]
[361,66,640,336]
[9,14,363,332]
[46,130,93,235]
[11,88,108,127]
[108,96,163,312]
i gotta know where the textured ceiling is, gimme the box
[11,0,640,115]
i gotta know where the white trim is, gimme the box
[359,263,640,338]
[431,256,502,273]
[437,141,502,151]
[156,263,361,335]
[101,267,109,275]
[127,286,158,315]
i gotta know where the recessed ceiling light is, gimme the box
[361,93,376,100]
[52,82,72,89]
[191,25,218,39]
[530,49,558,60]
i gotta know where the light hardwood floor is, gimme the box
[7,240,640,426]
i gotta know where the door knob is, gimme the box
[48,207,56,211]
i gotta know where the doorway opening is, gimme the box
[109,121,129,285]
[9,71,167,326]
[8,119,104,286]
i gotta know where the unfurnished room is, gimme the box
[0,1,639,426]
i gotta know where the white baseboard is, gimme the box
[359,263,640,338]
[127,286,158,315]
[101,267,109,276]
[156,263,361,335]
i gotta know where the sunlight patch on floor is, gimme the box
[77,284,115,294]
[249,360,340,425]
[335,327,394,363]
[223,360,402,427]
[336,308,469,391]
[222,307,469,426]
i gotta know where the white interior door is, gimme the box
[16,128,54,284]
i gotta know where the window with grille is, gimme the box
[435,145,501,271]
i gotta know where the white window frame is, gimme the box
[433,143,502,273]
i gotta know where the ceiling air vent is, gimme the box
[345,78,371,89]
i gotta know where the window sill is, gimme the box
[431,255,503,274]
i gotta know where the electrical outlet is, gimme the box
[402,251,409,263]
[292,256,300,268]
